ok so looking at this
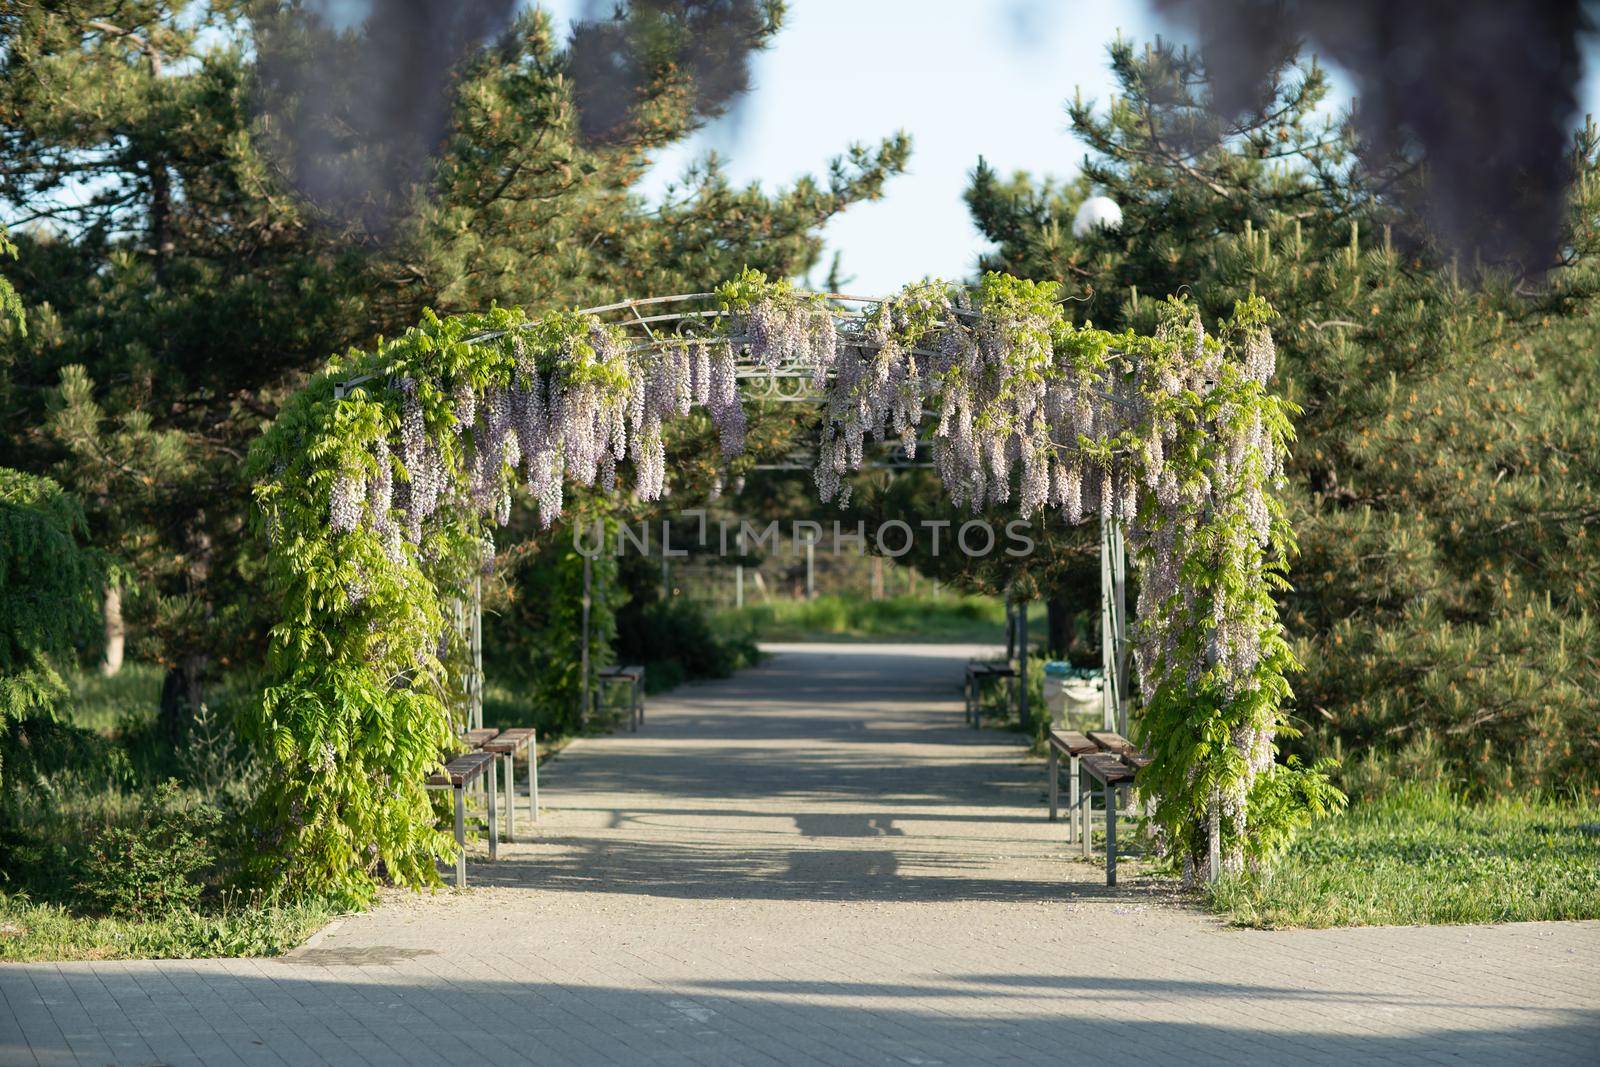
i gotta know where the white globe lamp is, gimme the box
[1072,195,1123,238]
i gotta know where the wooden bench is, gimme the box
[1088,730,1137,757]
[480,727,539,840]
[1078,753,1138,886]
[595,665,646,731]
[463,727,499,748]
[1044,728,1149,886]
[1046,730,1099,839]
[425,751,498,888]
[964,661,1017,728]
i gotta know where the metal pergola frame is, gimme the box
[336,289,1132,737]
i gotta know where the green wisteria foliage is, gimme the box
[250,272,1329,897]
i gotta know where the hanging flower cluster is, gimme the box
[250,274,1309,898]
[309,310,756,577]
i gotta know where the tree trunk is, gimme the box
[150,159,171,282]
[159,657,205,742]
[1046,596,1070,659]
[100,583,124,677]
[160,514,213,741]
[870,556,884,601]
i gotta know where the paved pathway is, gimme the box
[4,643,1597,1066]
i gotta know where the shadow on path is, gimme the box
[4,968,1590,1067]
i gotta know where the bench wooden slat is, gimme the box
[1088,730,1137,756]
[481,733,531,755]
[1123,752,1153,770]
[1049,729,1099,757]
[1080,752,1137,785]
[426,751,495,788]
[462,728,500,748]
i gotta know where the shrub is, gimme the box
[78,781,220,919]
[616,597,759,686]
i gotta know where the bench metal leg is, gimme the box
[486,759,498,862]
[1105,782,1118,887]
[453,784,467,888]
[531,730,540,823]
[1067,755,1080,844]
[1079,767,1091,857]
[502,753,515,844]
[631,679,639,732]
[1047,748,1059,821]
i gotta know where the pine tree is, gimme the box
[962,37,1600,794]
[0,2,908,727]
[0,241,102,796]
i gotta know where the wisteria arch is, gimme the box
[249,270,1314,901]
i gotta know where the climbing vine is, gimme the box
[250,271,1331,898]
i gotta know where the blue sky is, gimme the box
[537,0,1168,292]
[537,0,1599,295]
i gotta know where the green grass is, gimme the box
[2,662,346,962]
[64,662,164,734]
[726,593,1046,643]
[0,891,341,962]
[1209,785,1600,928]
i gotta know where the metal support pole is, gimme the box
[502,752,515,844]
[1105,782,1118,887]
[735,529,746,610]
[805,541,815,600]
[1017,601,1029,728]
[1099,514,1128,735]
[1208,796,1222,884]
[451,597,466,728]
[453,785,466,888]
[1047,747,1059,821]
[471,576,483,732]
[1079,767,1091,857]
[486,758,498,861]
[581,554,592,728]
[1100,516,1113,732]
[1112,524,1129,737]
[1067,755,1080,844]
[660,522,671,600]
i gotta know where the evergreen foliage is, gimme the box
[0,466,102,798]
[0,1,908,722]
[963,38,1600,796]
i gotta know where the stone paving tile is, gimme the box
[4,642,1598,1066]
